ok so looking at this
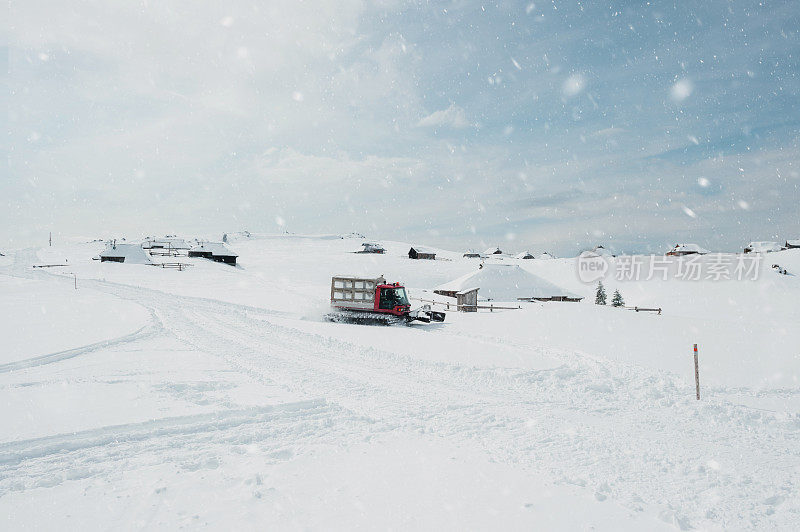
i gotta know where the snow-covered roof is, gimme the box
[746,241,782,253]
[144,237,190,249]
[515,251,535,259]
[435,264,578,301]
[483,247,503,255]
[667,243,709,255]
[590,245,613,257]
[190,242,238,257]
[99,243,152,264]
[410,246,436,254]
[786,239,800,247]
[456,287,480,295]
[537,252,556,260]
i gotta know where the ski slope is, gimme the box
[1,236,799,530]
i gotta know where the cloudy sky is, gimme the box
[4,0,799,255]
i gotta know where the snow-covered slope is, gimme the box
[1,237,799,530]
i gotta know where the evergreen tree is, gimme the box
[612,289,624,307]
[595,281,607,305]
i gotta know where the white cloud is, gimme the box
[4,1,798,255]
[417,104,471,129]
[562,74,586,97]
[670,79,694,102]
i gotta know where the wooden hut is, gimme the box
[786,239,800,250]
[99,243,152,264]
[357,242,386,254]
[666,243,709,256]
[743,241,781,254]
[188,242,238,265]
[456,288,479,312]
[408,246,436,260]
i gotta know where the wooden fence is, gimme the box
[411,297,520,312]
[151,262,191,271]
[148,250,188,257]
[624,306,662,314]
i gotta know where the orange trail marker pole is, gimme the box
[693,344,700,400]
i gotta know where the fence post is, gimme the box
[693,344,700,400]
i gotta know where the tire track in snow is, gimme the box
[0,400,328,466]
[7,266,800,529]
[139,286,800,530]
[0,309,162,373]
[0,400,375,494]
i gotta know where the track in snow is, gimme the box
[3,254,799,529]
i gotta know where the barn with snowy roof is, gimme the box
[357,242,386,254]
[434,264,581,302]
[744,241,782,254]
[408,246,436,260]
[666,243,709,256]
[99,243,152,264]
[188,242,238,265]
[589,245,614,257]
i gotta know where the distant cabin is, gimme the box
[408,246,436,260]
[743,241,782,254]
[666,243,709,256]
[786,239,800,250]
[590,245,614,257]
[463,250,482,258]
[484,247,503,255]
[99,243,152,264]
[537,252,556,260]
[358,242,386,254]
[188,242,238,265]
[515,251,535,260]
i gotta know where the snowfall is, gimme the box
[1,235,798,530]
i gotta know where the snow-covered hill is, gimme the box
[1,236,798,530]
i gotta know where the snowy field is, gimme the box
[1,235,799,530]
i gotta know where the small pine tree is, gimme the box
[612,289,624,307]
[595,281,607,305]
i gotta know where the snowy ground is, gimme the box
[1,236,798,530]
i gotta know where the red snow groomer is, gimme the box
[327,275,445,325]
